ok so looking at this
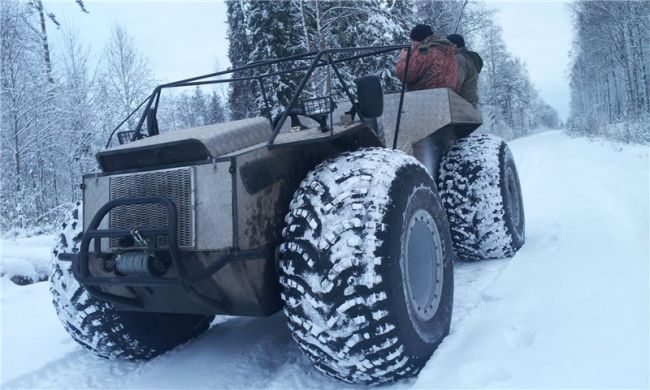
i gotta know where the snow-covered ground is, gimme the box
[0,235,55,284]
[1,131,648,388]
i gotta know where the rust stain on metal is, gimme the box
[242,180,285,249]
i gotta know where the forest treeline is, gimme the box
[568,1,650,143]
[1,0,557,231]
[226,0,560,138]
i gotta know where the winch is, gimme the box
[115,251,168,277]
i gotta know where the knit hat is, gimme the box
[410,24,433,42]
[447,34,465,48]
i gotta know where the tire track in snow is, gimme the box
[452,258,511,326]
[2,258,510,389]
[3,350,144,389]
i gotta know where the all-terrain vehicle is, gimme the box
[50,45,525,385]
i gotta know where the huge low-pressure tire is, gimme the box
[49,202,213,360]
[438,134,525,261]
[280,148,454,384]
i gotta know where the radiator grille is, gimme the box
[109,168,195,248]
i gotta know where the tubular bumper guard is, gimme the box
[70,196,265,312]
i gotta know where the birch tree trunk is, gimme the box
[32,0,54,84]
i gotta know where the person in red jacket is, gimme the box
[396,24,457,91]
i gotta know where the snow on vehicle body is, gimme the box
[52,45,524,384]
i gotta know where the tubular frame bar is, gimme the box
[107,45,410,148]
[393,46,412,149]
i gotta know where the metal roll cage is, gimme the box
[105,44,413,150]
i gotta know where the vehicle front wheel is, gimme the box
[280,148,454,384]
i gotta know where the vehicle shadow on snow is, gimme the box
[125,312,379,389]
[4,313,371,389]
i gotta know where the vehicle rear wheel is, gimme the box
[437,134,525,261]
[50,202,213,360]
[280,148,454,384]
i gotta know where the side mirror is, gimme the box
[356,75,383,119]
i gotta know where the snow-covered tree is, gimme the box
[96,25,154,141]
[0,0,567,232]
[24,0,89,84]
[382,0,415,40]
[413,0,493,42]
[228,0,407,109]
[0,0,61,228]
[224,0,556,136]
[568,1,650,142]
[226,0,258,120]
[317,0,402,93]
[190,86,209,126]
[207,90,227,124]
[477,23,558,139]
[57,26,99,201]
[156,86,228,131]
[247,0,303,116]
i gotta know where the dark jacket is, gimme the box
[455,47,483,106]
[396,35,457,91]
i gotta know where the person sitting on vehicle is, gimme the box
[396,24,457,91]
[447,33,483,107]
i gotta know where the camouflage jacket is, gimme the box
[396,35,457,92]
[455,47,483,107]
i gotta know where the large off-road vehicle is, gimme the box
[50,45,525,384]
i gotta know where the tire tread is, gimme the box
[280,148,429,384]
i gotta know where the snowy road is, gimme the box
[1,131,648,388]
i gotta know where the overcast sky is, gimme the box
[44,0,573,121]
[493,0,572,121]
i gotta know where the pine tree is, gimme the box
[226,0,258,120]
[207,91,226,124]
[190,86,208,126]
[383,0,415,40]
[247,0,303,115]
[175,93,195,128]
[344,0,403,93]
[295,0,405,96]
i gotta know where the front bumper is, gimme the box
[65,196,281,316]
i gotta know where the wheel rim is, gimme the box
[402,209,444,323]
[505,165,524,234]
